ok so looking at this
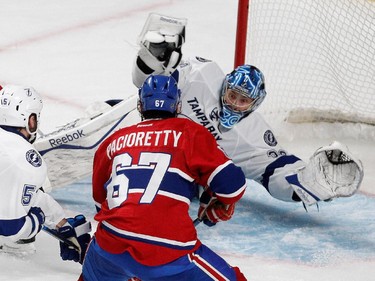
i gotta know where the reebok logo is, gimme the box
[49,130,85,147]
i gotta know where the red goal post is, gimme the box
[234,0,249,68]
[234,0,375,130]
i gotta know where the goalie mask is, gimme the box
[0,85,43,142]
[219,65,267,129]
[138,75,181,118]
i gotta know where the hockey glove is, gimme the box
[58,215,91,264]
[132,13,187,87]
[137,31,183,73]
[133,15,186,88]
[286,141,364,205]
[198,191,235,227]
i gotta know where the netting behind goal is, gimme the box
[241,0,375,132]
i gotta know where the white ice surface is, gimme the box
[0,1,374,280]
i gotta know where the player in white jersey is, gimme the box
[131,13,364,209]
[0,85,91,263]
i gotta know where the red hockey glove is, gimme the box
[198,191,235,226]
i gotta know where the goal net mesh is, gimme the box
[244,0,375,133]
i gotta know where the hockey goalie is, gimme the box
[34,13,364,209]
[131,13,364,208]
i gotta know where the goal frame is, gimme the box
[234,0,249,68]
[233,0,375,128]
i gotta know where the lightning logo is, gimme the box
[25,149,42,167]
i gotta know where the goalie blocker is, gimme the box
[286,141,364,205]
[132,13,187,88]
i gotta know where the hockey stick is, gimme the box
[194,191,218,227]
[193,218,201,226]
[42,226,79,251]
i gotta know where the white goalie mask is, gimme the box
[0,85,43,141]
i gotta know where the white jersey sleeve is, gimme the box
[0,128,65,242]
[177,57,306,202]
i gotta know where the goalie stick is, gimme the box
[34,95,140,190]
[42,225,79,251]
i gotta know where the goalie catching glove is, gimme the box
[197,190,236,226]
[286,141,364,205]
[132,13,187,88]
[58,215,91,264]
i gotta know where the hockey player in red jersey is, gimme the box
[80,75,248,280]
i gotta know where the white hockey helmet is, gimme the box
[0,85,43,139]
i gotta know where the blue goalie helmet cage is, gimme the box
[219,65,267,129]
[223,64,267,112]
[138,75,181,114]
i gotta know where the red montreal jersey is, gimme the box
[93,118,246,266]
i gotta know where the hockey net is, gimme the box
[237,0,375,138]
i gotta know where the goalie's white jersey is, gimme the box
[0,127,65,242]
[176,57,306,202]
